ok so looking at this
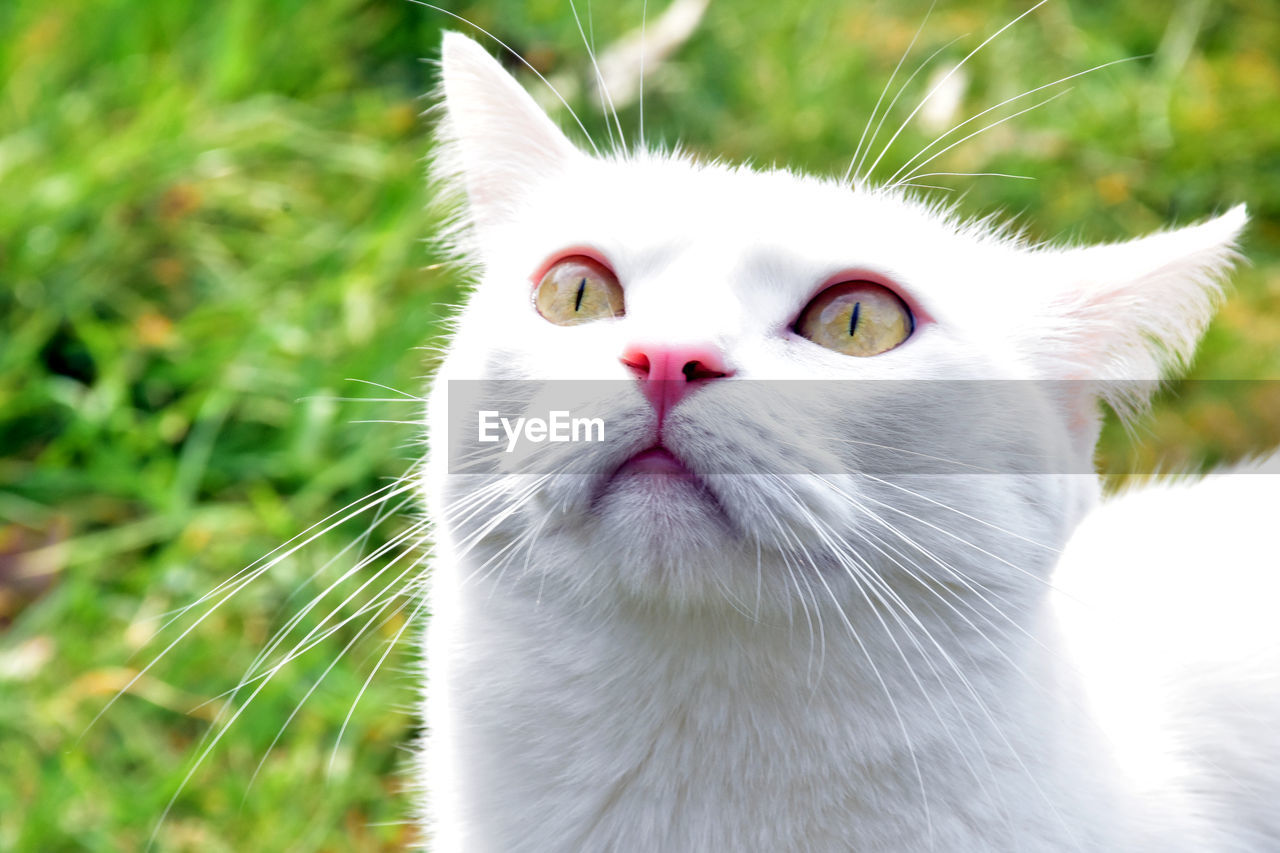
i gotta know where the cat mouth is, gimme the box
[612,446,696,478]
[597,443,732,521]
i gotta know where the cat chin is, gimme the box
[587,470,736,548]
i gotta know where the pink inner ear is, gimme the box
[438,32,581,235]
[1029,205,1246,400]
[1041,379,1104,466]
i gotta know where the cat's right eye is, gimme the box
[534,256,625,325]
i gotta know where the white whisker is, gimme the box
[850,36,967,185]
[863,0,1049,183]
[328,593,429,776]
[889,90,1070,190]
[407,0,603,155]
[887,55,1141,188]
[845,1,940,183]
[569,0,626,149]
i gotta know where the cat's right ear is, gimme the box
[435,33,582,237]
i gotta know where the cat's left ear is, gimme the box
[1021,205,1247,421]
[434,32,582,236]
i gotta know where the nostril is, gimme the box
[621,351,650,378]
[682,360,727,382]
[621,343,731,386]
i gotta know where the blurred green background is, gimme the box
[1,0,1276,849]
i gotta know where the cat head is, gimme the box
[426,32,1246,614]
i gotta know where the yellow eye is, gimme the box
[534,256,625,325]
[795,281,914,357]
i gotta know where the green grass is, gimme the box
[1,0,1277,850]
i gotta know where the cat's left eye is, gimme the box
[794,281,914,357]
[534,256,625,325]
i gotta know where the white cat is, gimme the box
[420,31,1278,852]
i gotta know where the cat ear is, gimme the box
[435,32,582,236]
[1024,205,1247,423]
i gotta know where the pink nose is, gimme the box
[620,343,731,423]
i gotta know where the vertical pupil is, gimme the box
[848,301,861,337]
[574,277,587,312]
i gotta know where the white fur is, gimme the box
[420,33,1274,852]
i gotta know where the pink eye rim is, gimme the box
[529,246,619,290]
[792,269,930,329]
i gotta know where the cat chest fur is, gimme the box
[424,559,1186,853]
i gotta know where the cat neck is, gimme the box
[426,545,1191,852]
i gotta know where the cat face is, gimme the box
[427,33,1244,613]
